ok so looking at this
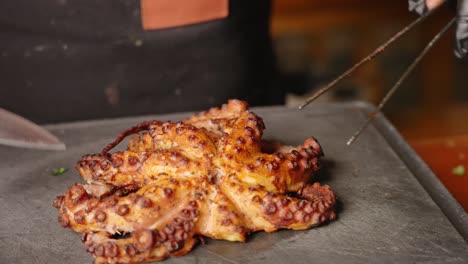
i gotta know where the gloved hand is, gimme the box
[409,0,468,58]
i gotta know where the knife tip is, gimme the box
[50,143,67,151]
[0,138,66,151]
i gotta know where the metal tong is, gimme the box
[299,1,456,146]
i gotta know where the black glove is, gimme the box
[409,0,468,58]
[456,0,468,57]
[409,0,430,15]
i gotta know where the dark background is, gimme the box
[0,0,279,123]
[1,0,467,140]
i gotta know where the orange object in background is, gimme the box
[141,0,228,30]
[411,135,468,212]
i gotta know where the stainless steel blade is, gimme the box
[0,108,66,150]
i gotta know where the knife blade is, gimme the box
[0,108,66,150]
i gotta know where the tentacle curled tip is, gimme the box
[298,183,335,205]
[282,137,323,167]
[261,183,336,229]
[101,121,162,156]
[288,137,324,173]
[297,182,336,221]
[301,137,324,157]
[76,153,116,184]
[81,202,200,264]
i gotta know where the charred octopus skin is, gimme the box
[53,100,336,263]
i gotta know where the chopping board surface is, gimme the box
[1,103,467,263]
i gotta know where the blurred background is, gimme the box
[271,0,468,141]
[271,0,468,210]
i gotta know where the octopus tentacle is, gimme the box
[195,185,248,242]
[220,180,335,233]
[82,206,199,264]
[220,113,264,158]
[127,122,217,162]
[184,100,265,148]
[221,137,323,193]
[54,179,199,234]
[77,150,208,188]
[101,121,161,157]
[101,120,216,166]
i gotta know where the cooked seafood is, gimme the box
[53,99,336,263]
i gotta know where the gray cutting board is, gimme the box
[1,102,467,264]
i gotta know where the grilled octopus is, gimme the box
[53,99,336,264]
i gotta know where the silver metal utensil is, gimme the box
[0,108,66,150]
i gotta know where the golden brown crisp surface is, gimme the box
[53,99,336,264]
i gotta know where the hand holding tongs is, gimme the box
[299,0,467,146]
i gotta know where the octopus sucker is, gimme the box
[54,99,337,263]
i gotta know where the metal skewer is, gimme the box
[346,17,457,146]
[298,1,447,110]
